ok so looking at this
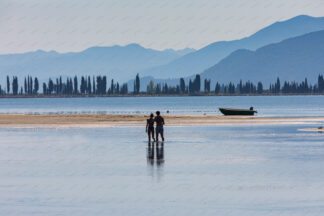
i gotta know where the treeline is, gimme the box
[144,74,324,95]
[1,74,324,96]
[0,75,129,96]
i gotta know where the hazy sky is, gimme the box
[0,0,324,54]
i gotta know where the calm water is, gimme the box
[0,95,324,117]
[0,124,324,215]
[1,96,324,215]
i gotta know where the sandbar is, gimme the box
[0,114,324,128]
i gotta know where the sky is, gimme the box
[0,0,324,54]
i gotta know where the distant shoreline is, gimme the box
[1,93,324,99]
[0,114,323,128]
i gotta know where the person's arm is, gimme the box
[146,120,148,132]
[162,117,165,125]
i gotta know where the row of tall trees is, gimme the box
[0,76,24,95]
[1,75,129,96]
[212,77,321,95]
[42,75,130,95]
[145,74,324,95]
[2,74,324,96]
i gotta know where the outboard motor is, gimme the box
[250,107,254,111]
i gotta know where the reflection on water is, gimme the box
[147,142,164,167]
[1,125,324,216]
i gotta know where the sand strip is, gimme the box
[0,114,324,128]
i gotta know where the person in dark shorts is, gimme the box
[154,111,165,142]
[146,113,155,142]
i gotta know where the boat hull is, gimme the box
[219,108,257,116]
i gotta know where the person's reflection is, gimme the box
[156,142,164,166]
[147,142,164,166]
[147,141,155,166]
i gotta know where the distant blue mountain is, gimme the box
[140,15,324,79]
[0,44,194,83]
[200,30,324,86]
[134,29,324,91]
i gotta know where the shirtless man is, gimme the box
[154,111,165,142]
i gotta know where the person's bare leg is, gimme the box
[156,131,159,142]
[152,130,155,142]
[161,130,164,141]
[151,130,154,143]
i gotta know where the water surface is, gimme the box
[0,95,324,117]
[0,124,324,215]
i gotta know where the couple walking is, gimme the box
[146,111,165,142]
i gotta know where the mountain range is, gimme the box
[139,15,324,79]
[0,44,194,83]
[137,29,324,90]
[200,30,324,86]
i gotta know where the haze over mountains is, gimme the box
[1,15,324,90]
[140,15,324,79]
[0,44,194,83]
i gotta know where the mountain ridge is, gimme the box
[134,29,324,91]
[139,15,324,79]
[200,29,324,86]
[0,44,194,83]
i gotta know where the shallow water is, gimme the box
[1,124,324,215]
[0,95,324,117]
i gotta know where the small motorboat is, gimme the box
[219,107,257,116]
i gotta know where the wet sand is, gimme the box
[0,114,324,128]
